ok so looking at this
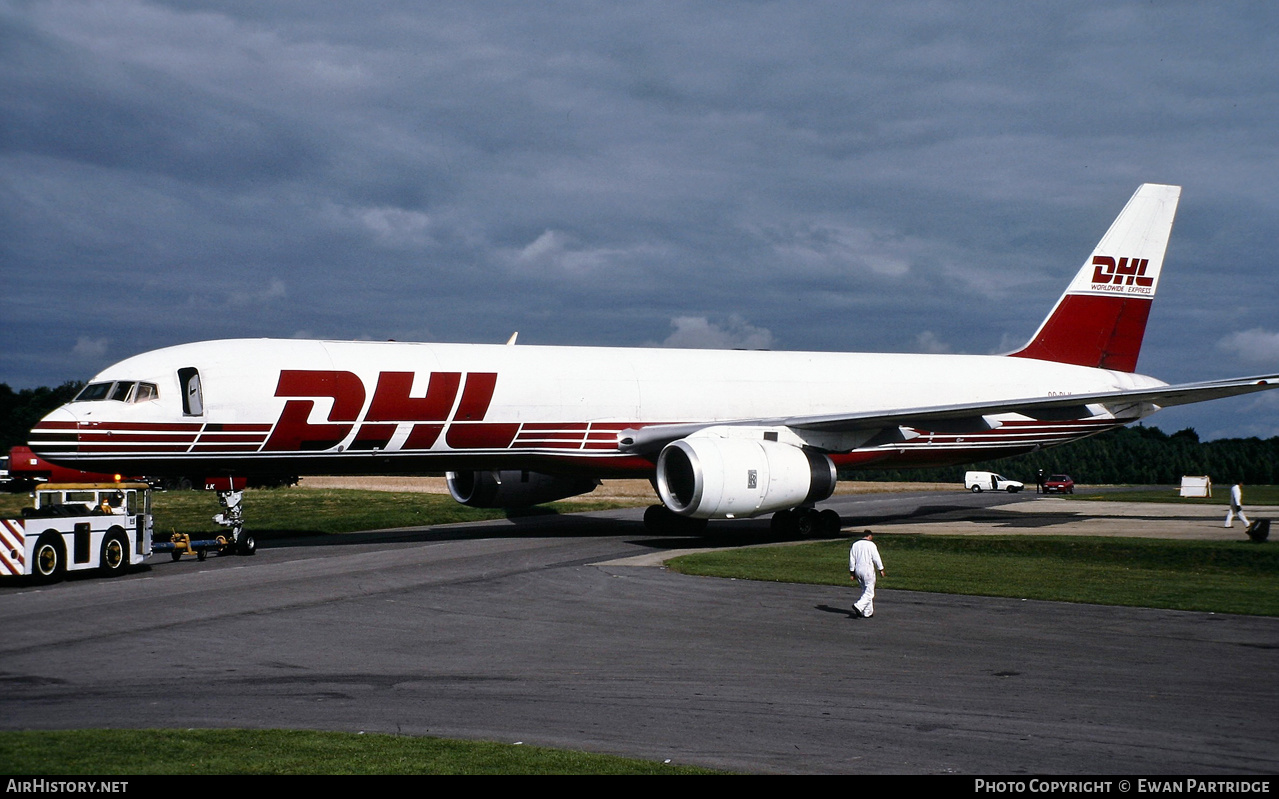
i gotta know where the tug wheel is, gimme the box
[33,534,64,583]
[100,531,129,576]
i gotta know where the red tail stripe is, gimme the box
[1011,294,1151,372]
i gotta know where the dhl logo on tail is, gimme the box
[1091,256,1152,288]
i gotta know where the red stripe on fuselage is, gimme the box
[82,421,204,431]
[445,423,521,449]
[30,421,78,430]
[404,423,445,449]
[78,433,199,443]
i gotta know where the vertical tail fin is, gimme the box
[1010,183,1181,372]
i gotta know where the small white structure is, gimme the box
[1179,476,1212,498]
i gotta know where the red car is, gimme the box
[1044,474,1075,494]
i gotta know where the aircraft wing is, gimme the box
[620,374,1279,452]
[786,373,1279,432]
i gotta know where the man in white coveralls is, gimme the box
[1225,483,1251,529]
[849,532,886,618]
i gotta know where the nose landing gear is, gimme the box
[213,488,255,556]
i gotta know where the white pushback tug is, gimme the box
[1,481,153,581]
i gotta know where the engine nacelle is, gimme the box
[655,435,837,519]
[446,470,599,508]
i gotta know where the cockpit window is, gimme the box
[73,381,159,404]
[74,383,114,402]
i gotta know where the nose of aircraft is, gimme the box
[27,404,81,458]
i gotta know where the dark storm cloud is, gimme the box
[1,0,1277,438]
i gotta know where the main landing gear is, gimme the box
[643,504,709,534]
[641,504,842,539]
[770,507,842,539]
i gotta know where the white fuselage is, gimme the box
[31,338,1164,478]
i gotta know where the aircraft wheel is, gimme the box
[236,533,256,556]
[643,505,706,535]
[643,504,668,532]
[99,531,129,577]
[33,533,64,583]
[820,509,842,536]
[970,485,982,493]
[770,509,793,536]
[792,509,817,539]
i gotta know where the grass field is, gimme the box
[0,729,719,775]
[1075,484,1279,505]
[667,533,1279,615]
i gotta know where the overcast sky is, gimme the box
[2,1,1277,440]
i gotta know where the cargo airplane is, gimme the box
[29,184,1279,538]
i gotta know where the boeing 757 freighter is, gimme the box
[29,184,1278,538]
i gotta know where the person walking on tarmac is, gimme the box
[849,532,886,618]
[1225,482,1251,529]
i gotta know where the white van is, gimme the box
[965,471,1024,493]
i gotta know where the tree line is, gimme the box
[0,382,84,453]
[3,382,1276,485]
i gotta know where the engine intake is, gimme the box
[446,470,599,508]
[656,435,836,519]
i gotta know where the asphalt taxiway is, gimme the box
[1,490,1276,774]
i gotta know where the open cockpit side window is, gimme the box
[132,382,158,402]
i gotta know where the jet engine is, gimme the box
[655,435,836,519]
[445,470,600,508]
